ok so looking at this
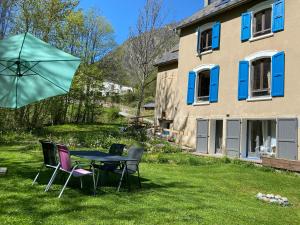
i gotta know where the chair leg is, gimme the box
[45,164,60,192]
[126,165,130,192]
[58,172,73,198]
[117,164,126,192]
[137,167,142,188]
[80,177,83,189]
[96,169,100,187]
[92,167,96,195]
[32,164,44,185]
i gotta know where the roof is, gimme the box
[177,0,251,30]
[143,102,155,108]
[154,44,179,67]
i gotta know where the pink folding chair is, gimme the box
[47,144,96,198]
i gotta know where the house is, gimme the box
[101,81,133,96]
[154,0,300,162]
[143,102,155,110]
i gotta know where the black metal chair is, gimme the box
[94,143,126,185]
[32,140,60,192]
[114,146,144,191]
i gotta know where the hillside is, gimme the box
[98,24,179,91]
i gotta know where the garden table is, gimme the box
[70,151,138,191]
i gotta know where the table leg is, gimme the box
[117,162,126,192]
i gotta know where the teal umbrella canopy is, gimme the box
[0,33,81,108]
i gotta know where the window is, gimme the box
[251,58,271,97]
[253,8,272,37]
[241,0,285,42]
[238,51,285,101]
[187,65,219,105]
[200,29,212,53]
[197,70,210,102]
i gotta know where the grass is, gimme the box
[0,124,300,225]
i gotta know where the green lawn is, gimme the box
[0,124,299,225]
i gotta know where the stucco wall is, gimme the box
[155,63,178,126]
[172,0,300,158]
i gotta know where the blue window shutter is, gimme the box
[209,66,220,103]
[197,28,201,54]
[272,0,285,32]
[241,12,251,41]
[187,71,196,105]
[238,61,249,100]
[272,51,285,97]
[212,22,221,50]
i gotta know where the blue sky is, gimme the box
[78,0,204,44]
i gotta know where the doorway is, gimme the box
[215,120,223,154]
[247,120,276,158]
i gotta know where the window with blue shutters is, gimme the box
[197,22,221,54]
[187,65,220,105]
[241,0,284,42]
[238,51,285,101]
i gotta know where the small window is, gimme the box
[251,58,271,97]
[197,70,210,102]
[253,8,272,37]
[200,29,212,53]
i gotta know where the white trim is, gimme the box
[244,50,278,61]
[248,0,274,40]
[192,64,216,105]
[244,50,278,101]
[249,33,274,42]
[196,22,215,54]
[193,102,210,106]
[199,50,213,56]
[246,96,272,102]
[192,64,216,73]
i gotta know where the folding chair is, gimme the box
[32,140,60,192]
[49,144,96,198]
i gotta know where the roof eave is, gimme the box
[176,0,251,30]
[154,59,178,67]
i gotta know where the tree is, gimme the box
[0,0,17,39]
[128,0,176,118]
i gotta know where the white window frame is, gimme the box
[192,64,216,105]
[244,50,278,101]
[196,22,215,56]
[248,0,274,42]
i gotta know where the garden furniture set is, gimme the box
[33,140,144,198]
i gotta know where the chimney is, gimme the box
[204,0,218,7]
[204,0,209,7]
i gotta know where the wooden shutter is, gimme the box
[241,12,251,41]
[196,119,209,154]
[209,66,220,103]
[238,61,249,100]
[187,71,196,105]
[212,22,221,50]
[226,119,241,158]
[272,0,285,32]
[277,118,298,160]
[271,51,285,97]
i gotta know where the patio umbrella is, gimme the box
[0,33,81,109]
